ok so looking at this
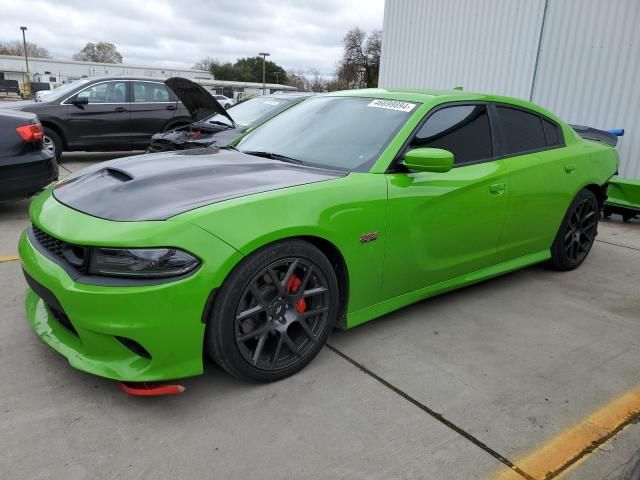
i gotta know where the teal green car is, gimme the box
[19,89,619,383]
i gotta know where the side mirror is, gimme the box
[402,147,454,173]
[71,96,89,106]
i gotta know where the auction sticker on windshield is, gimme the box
[367,99,416,112]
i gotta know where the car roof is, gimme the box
[325,88,558,119]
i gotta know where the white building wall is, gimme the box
[0,55,212,85]
[379,0,546,98]
[380,0,640,179]
[532,0,640,179]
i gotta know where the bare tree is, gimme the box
[336,27,382,89]
[286,69,310,91]
[0,40,50,58]
[73,42,123,63]
[308,68,325,92]
[193,57,216,71]
[325,76,348,92]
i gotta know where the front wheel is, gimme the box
[550,189,599,271]
[206,240,339,382]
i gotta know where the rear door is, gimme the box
[65,80,131,149]
[491,104,569,262]
[129,81,179,148]
[381,103,510,300]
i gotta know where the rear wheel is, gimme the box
[550,189,599,271]
[43,127,62,162]
[206,240,339,382]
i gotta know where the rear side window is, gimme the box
[132,81,175,102]
[495,106,547,155]
[412,105,493,165]
[542,118,562,146]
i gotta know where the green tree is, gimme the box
[207,57,288,84]
[72,42,123,63]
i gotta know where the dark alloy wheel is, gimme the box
[550,189,599,270]
[206,240,339,382]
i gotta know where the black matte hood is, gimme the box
[165,77,235,124]
[53,149,345,221]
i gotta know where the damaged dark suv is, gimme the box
[149,78,313,152]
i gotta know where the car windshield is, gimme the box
[236,96,418,172]
[42,78,93,102]
[205,96,289,128]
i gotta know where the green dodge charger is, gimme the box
[19,89,619,386]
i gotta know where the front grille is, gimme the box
[31,224,88,271]
[32,224,66,259]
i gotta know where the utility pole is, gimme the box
[259,52,270,95]
[275,72,279,85]
[20,26,31,98]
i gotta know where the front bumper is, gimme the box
[19,192,243,381]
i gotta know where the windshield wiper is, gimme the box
[241,151,304,165]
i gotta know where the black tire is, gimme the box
[43,127,62,162]
[550,189,599,271]
[206,239,339,382]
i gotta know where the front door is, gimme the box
[66,80,131,149]
[381,103,510,300]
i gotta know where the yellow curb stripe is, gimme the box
[494,386,640,480]
[0,255,20,263]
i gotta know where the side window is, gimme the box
[132,82,174,102]
[76,81,127,103]
[495,106,547,155]
[542,118,562,146]
[412,105,493,165]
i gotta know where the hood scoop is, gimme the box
[53,149,345,221]
[103,167,134,182]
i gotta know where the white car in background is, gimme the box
[213,94,234,109]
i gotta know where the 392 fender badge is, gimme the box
[359,232,378,244]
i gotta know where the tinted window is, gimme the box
[496,106,546,155]
[412,105,493,165]
[542,118,562,146]
[132,81,174,102]
[76,81,127,103]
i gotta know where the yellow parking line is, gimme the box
[494,386,640,480]
[0,255,19,263]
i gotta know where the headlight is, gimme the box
[87,248,200,278]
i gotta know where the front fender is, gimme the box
[179,173,388,313]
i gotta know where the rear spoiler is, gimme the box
[570,125,624,147]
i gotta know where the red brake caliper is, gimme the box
[286,274,307,313]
